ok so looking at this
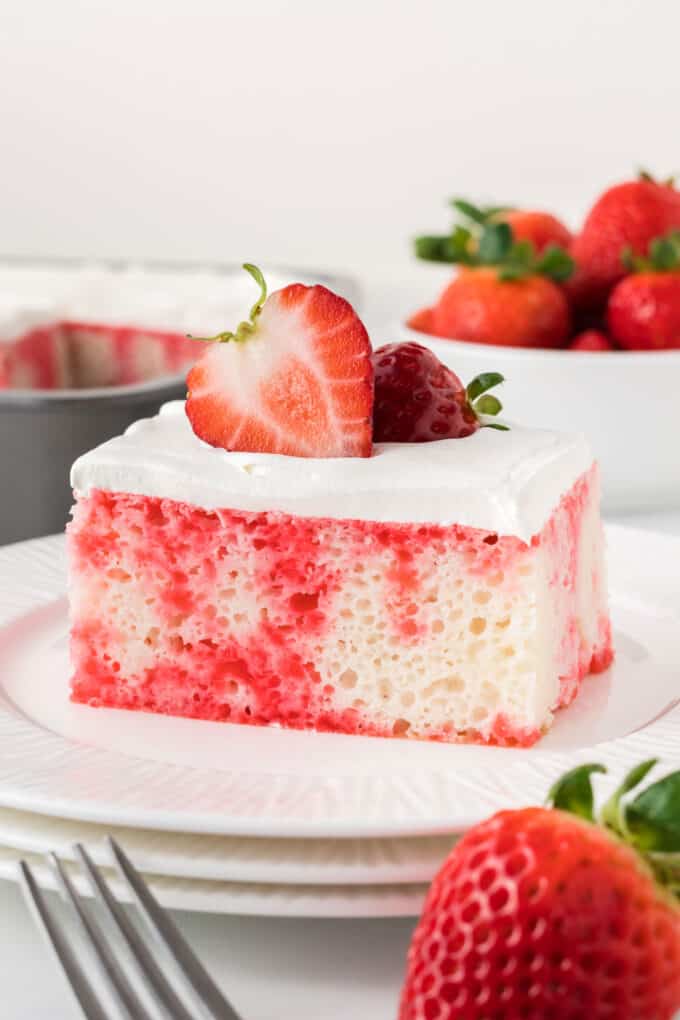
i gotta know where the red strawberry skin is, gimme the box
[502,210,572,254]
[372,342,478,443]
[569,328,615,351]
[186,284,373,458]
[407,306,436,335]
[608,272,680,350]
[400,807,680,1020]
[568,178,680,310]
[432,267,571,348]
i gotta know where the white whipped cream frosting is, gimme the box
[71,401,594,541]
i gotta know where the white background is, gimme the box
[1,0,679,279]
[1,4,680,1017]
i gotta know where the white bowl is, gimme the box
[397,323,680,512]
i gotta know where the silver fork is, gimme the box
[19,837,243,1020]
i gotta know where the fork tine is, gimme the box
[108,837,243,1020]
[18,860,110,1020]
[48,852,155,1020]
[74,843,196,1020]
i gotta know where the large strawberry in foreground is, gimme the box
[186,264,373,457]
[400,760,680,1020]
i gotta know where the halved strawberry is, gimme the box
[186,265,373,458]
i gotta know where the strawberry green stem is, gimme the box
[414,216,574,282]
[243,263,268,323]
[465,372,510,430]
[600,759,658,837]
[638,168,676,187]
[188,263,268,343]
[450,198,513,225]
[621,229,680,273]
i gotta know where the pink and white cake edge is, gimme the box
[0,264,312,390]
[0,320,198,390]
[67,408,613,747]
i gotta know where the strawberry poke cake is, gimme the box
[68,265,613,748]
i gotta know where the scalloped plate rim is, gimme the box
[0,528,678,839]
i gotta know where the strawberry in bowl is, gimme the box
[501,208,572,254]
[568,171,680,312]
[405,177,680,509]
[412,219,574,348]
[400,760,680,1020]
[416,197,572,259]
[607,229,680,350]
[568,329,616,351]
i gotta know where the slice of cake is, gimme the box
[67,267,613,747]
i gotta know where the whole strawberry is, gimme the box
[372,342,506,443]
[433,266,571,348]
[415,198,572,262]
[569,171,680,310]
[607,230,680,350]
[400,761,680,1020]
[185,264,373,458]
[502,209,572,254]
[407,307,436,335]
[569,328,616,352]
[414,218,573,348]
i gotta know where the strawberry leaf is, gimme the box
[637,168,677,187]
[450,198,513,225]
[449,226,475,262]
[417,204,572,282]
[483,422,510,431]
[466,372,505,402]
[451,198,490,225]
[414,227,473,264]
[474,394,502,416]
[498,264,530,282]
[497,239,534,282]
[648,851,680,898]
[600,758,658,836]
[620,229,680,273]
[649,231,680,271]
[547,763,607,822]
[535,245,575,282]
[414,234,456,263]
[625,769,680,852]
[478,223,513,265]
[485,205,515,218]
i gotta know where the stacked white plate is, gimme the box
[0,527,678,917]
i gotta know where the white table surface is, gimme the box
[1,503,678,1016]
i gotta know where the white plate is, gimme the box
[0,805,455,885]
[0,528,678,838]
[0,844,426,917]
